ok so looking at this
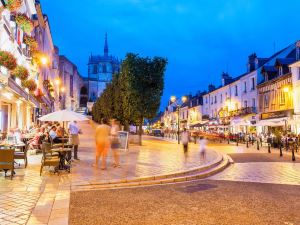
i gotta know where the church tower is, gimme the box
[104,33,109,57]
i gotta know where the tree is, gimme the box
[120,53,167,144]
[92,53,167,145]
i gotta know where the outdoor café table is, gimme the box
[51,147,72,172]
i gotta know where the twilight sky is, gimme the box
[42,0,300,109]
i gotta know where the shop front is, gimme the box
[257,110,293,134]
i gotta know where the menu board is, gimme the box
[118,131,129,151]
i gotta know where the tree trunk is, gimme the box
[138,117,143,146]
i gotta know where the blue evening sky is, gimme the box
[43,0,300,110]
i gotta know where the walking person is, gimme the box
[181,128,189,155]
[199,136,208,161]
[111,119,120,168]
[68,121,80,160]
[93,118,111,170]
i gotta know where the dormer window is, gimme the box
[279,66,283,76]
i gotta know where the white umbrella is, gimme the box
[38,109,88,122]
[38,110,88,148]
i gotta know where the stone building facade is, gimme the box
[85,33,121,102]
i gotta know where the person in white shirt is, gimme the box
[199,136,208,161]
[68,121,80,160]
[181,128,189,154]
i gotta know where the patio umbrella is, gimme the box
[38,109,88,122]
[38,109,89,148]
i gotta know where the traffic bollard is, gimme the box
[268,143,271,153]
[279,144,283,157]
[292,145,296,161]
[257,140,259,150]
[236,138,238,146]
[228,138,230,144]
[246,141,249,148]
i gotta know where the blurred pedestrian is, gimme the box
[181,128,189,154]
[111,119,120,168]
[199,136,208,161]
[93,118,111,170]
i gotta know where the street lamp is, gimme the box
[40,56,49,66]
[170,95,187,144]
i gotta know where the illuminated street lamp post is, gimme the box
[170,95,187,144]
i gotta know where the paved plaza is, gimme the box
[1,120,300,224]
[69,180,300,225]
[0,121,220,225]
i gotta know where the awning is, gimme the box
[190,120,208,128]
[230,117,251,126]
[255,117,288,127]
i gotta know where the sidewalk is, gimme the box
[0,120,222,225]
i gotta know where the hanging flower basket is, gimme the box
[22,79,37,92]
[23,35,38,51]
[43,79,50,88]
[15,13,33,34]
[34,88,44,102]
[0,50,17,70]
[11,65,29,80]
[4,0,23,12]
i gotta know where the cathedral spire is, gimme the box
[104,32,109,57]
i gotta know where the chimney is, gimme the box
[296,41,300,60]
[221,72,233,86]
[247,53,257,72]
[208,84,216,92]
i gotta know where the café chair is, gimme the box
[14,143,28,168]
[40,142,60,176]
[0,149,15,180]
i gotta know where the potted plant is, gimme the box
[34,88,44,102]
[15,13,33,34]
[22,79,37,92]
[3,0,23,12]
[23,35,38,51]
[0,50,17,70]
[11,65,29,80]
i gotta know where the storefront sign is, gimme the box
[261,110,293,120]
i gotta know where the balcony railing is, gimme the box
[229,107,257,117]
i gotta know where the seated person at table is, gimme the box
[56,124,63,137]
[49,126,61,143]
[28,128,44,150]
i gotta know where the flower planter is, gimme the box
[0,50,17,70]
[11,65,29,80]
[4,0,22,12]
[15,13,33,34]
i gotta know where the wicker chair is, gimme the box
[40,142,60,176]
[0,149,15,180]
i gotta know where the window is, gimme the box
[211,97,213,105]
[235,85,238,96]
[70,76,73,97]
[251,77,255,90]
[92,65,97,74]
[214,96,217,103]
[279,66,283,76]
[244,100,248,108]
[280,91,285,104]
[220,94,223,103]
[244,81,247,93]
[206,97,208,104]
[252,98,256,107]
[264,95,269,108]
[298,68,300,80]
[102,64,107,73]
